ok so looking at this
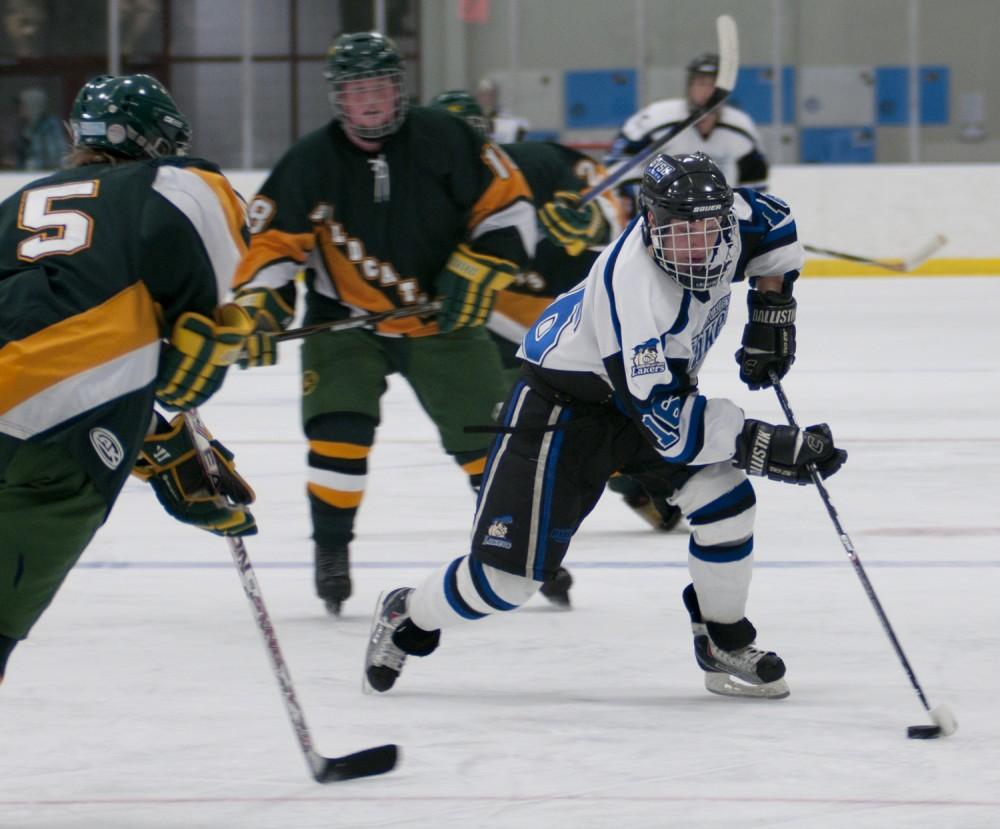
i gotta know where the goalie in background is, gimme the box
[606,51,769,201]
[0,74,256,685]
[363,151,846,701]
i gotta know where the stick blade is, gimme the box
[314,743,399,783]
[714,14,740,92]
[902,233,948,272]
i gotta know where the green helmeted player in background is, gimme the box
[429,91,685,589]
[232,32,539,616]
[0,74,258,685]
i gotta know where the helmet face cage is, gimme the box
[328,67,407,140]
[646,210,741,291]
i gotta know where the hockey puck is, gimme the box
[907,725,942,739]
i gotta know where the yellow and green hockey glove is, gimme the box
[233,286,295,368]
[156,303,253,410]
[133,413,257,536]
[435,244,517,333]
[537,190,610,256]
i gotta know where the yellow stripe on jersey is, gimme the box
[307,482,365,509]
[188,167,249,257]
[492,290,555,329]
[232,227,316,290]
[309,439,370,460]
[461,456,487,476]
[314,231,437,337]
[0,282,160,436]
[468,144,533,236]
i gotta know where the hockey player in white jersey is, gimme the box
[607,52,769,193]
[363,152,846,700]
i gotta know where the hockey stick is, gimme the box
[183,408,399,781]
[273,301,440,343]
[577,14,739,207]
[803,234,947,273]
[768,372,957,739]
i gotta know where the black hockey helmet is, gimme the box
[69,73,191,159]
[324,31,407,140]
[686,52,719,79]
[639,152,740,290]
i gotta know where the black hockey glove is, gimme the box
[132,413,257,536]
[734,419,847,484]
[735,288,796,390]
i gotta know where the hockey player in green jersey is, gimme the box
[0,74,257,684]
[430,91,684,556]
[232,33,537,616]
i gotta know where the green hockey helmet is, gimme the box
[429,90,489,137]
[324,32,407,140]
[69,74,191,159]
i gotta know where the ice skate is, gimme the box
[315,545,351,615]
[363,587,440,693]
[607,475,684,532]
[682,584,789,699]
[539,566,573,609]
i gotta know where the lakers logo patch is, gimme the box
[302,370,319,396]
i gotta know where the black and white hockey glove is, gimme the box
[735,288,796,390]
[133,413,257,536]
[734,420,847,484]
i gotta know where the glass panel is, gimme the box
[170,61,243,166]
[171,0,289,57]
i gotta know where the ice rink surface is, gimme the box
[3,277,999,829]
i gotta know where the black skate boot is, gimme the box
[363,587,440,693]
[0,634,16,685]
[607,475,683,532]
[682,583,789,699]
[539,567,574,609]
[315,545,351,616]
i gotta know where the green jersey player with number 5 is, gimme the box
[0,74,257,685]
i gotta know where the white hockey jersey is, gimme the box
[518,189,803,467]
[607,98,768,189]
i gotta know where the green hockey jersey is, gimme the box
[489,141,625,353]
[233,107,536,337]
[0,158,247,502]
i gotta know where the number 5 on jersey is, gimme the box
[17,181,100,262]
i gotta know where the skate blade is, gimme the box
[361,590,389,695]
[704,672,790,699]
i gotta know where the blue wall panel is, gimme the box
[564,69,637,128]
[800,127,876,163]
[875,66,950,125]
[731,66,795,126]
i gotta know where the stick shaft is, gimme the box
[274,301,440,343]
[768,375,933,712]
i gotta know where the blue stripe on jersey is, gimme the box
[671,394,707,464]
[604,216,642,352]
[468,555,519,611]
[475,381,527,511]
[665,289,692,336]
[688,480,757,526]
[533,407,573,581]
[689,536,754,563]
[443,557,487,620]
